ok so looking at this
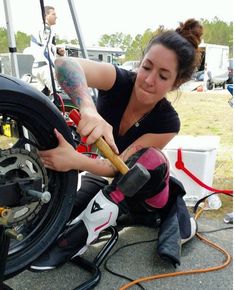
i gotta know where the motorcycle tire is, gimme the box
[0,74,78,279]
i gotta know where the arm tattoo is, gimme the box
[55,58,90,107]
[96,158,117,175]
[120,144,143,161]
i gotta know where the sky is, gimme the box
[0,0,234,46]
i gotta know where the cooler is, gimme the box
[163,135,220,207]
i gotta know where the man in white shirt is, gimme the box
[30,6,65,96]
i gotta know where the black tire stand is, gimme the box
[0,226,13,290]
[0,226,118,290]
[71,226,118,290]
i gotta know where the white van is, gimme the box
[194,42,229,90]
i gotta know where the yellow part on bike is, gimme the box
[2,123,12,137]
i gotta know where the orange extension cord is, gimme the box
[119,206,232,290]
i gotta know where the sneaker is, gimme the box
[29,244,87,272]
[30,242,73,271]
[181,217,197,245]
[30,220,89,272]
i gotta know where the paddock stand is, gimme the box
[70,226,118,290]
[0,226,118,290]
[0,226,13,290]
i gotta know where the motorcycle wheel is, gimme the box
[0,74,78,279]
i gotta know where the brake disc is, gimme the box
[0,148,48,227]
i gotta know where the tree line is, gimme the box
[0,17,233,61]
[98,17,233,61]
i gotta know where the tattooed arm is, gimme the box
[54,57,118,154]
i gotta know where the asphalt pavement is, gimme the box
[4,215,233,290]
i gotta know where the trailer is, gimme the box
[194,42,229,90]
[60,43,124,64]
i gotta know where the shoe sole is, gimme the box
[29,265,56,272]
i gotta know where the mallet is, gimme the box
[69,109,151,197]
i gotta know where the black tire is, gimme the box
[0,74,78,279]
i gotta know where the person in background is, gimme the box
[30,6,65,96]
[30,19,203,271]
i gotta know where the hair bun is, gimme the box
[175,18,203,49]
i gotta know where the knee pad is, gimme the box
[130,147,170,208]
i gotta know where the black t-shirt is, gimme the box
[97,66,180,153]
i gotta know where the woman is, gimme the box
[30,19,203,271]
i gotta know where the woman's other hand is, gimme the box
[39,129,79,172]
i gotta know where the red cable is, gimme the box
[175,148,233,195]
[55,92,65,115]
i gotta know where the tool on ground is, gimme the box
[69,109,151,196]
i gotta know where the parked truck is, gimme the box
[194,42,229,90]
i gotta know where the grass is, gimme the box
[168,88,233,218]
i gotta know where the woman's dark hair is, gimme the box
[143,19,203,87]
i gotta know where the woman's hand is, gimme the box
[39,129,79,172]
[77,107,119,154]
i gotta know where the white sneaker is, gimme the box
[181,217,197,245]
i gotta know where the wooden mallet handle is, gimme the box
[69,109,129,175]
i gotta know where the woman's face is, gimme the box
[134,44,178,105]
